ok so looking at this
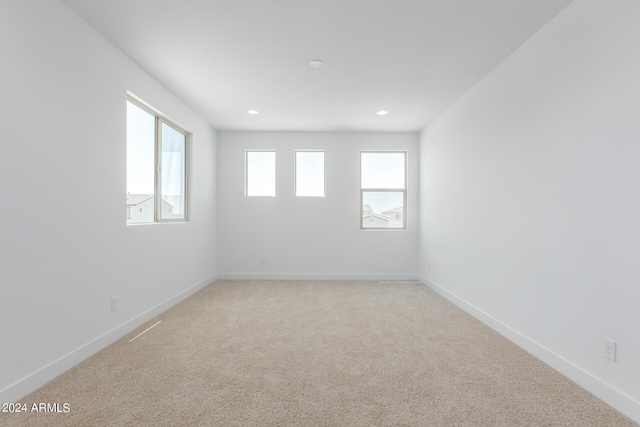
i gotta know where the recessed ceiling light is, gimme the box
[376,110,388,116]
[247,110,259,115]
[309,59,324,68]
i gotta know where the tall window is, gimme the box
[295,151,325,197]
[246,150,276,197]
[127,97,187,224]
[360,151,407,229]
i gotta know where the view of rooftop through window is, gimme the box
[126,101,155,224]
[127,98,187,223]
[361,151,406,229]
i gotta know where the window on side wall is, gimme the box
[246,150,276,197]
[360,151,407,230]
[295,150,325,197]
[126,96,188,224]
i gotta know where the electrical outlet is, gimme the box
[603,338,616,362]
[111,296,119,312]
[258,257,264,266]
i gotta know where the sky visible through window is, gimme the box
[361,152,405,189]
[127,100,187,222]
[361,152,405,213]
[161,123,186,217]
[246,151,276,196]
[296,151,324,197]
[126,102,155,196]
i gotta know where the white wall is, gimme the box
[0,0,218,402]
[419,0,640,421]
[218,132,419,279]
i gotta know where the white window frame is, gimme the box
[127,95,189,224]
[360,150,407,230]
[295,150,326,198]
[245,149,277,197]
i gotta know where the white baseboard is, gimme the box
[217,273,419,281]
[0,274,218,404]
[419,275,640,424]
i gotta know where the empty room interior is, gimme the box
[2,0,640,425]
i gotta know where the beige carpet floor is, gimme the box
[2,280,637,426]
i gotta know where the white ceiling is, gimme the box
[61,0,573,132]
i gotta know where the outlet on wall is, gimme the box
[603,338,616,362]
[111,296,119,312]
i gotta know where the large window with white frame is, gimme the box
[126,97,188,224]
[295,150,325,197]
[246,150,276,197]
[360,151,407,229]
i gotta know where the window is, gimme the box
[360,151,407,229]
[295,151,325,197]
[126,97,187,224]
[246,150,276,197]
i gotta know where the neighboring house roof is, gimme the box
[126,194,176,211]
[363,204,373,214]
[382,206,404,214]
[126,194,153,206]
[363,213,403,227]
